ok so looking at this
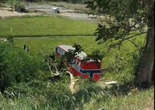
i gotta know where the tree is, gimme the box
[86,0,154,87]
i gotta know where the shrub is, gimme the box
[15,2,27,12]
[6,0,26,12]
[0,43,42,91]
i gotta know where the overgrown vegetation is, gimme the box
[6,0,26,12]
[0,42,42,92]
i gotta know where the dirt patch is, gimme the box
[0,8,41,18]
[59,12,92,20]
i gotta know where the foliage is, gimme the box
[45,52,66,74]
[0,0,5,3]
[86,0,154,86]
[62,44,83,64]
[15,2,26,12]
[7,0,18,11]
[6,36,14,46]
[0,43,42,91]
[87,49,104,61]
[6,0,26,12]
[86,0,150,45]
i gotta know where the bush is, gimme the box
[15,2,27,12]
[6,0,26,12]
[0,43,42,91]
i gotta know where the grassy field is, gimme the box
[84,88,154,110]
[0,16,154,110]
[0,16,96,37]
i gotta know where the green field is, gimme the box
[0,16,96,37]
[0,16,154,110]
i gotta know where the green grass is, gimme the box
[0,16,97,37]
[83,88,154,110]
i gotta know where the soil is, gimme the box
[0,7,41,18]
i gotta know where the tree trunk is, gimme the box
[137,6,154,87]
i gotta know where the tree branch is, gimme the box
[109,32,146,48]
[121,32,146,42]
